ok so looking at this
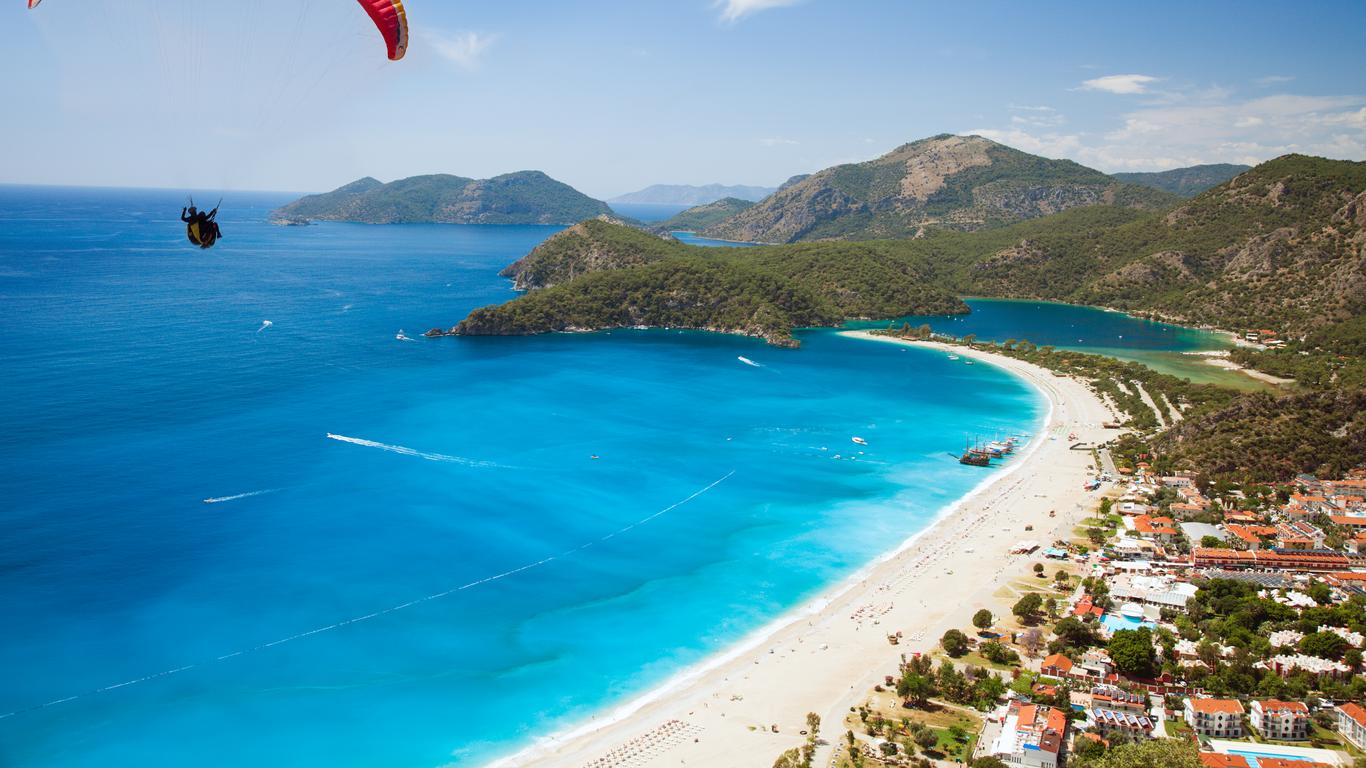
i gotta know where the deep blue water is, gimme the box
[0,186,1049,767]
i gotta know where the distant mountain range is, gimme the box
[1112,163,1251,197]
[443,147,1365,347]
[609,183,777,206]
[699,134,1178,243]
[270,171,610,225]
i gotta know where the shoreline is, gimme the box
[1184,349,1295,386]
[485,330,1116,768]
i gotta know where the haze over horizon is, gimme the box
[3,0,1365,198]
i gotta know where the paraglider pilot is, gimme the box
[181,202,222,249]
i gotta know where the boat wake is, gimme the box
[0,470,737,721]
[325,433,507,469]
[256,320,272,334]
[203,489,277,504]
[737,356,762,368]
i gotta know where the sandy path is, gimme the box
[486,332,1117,768]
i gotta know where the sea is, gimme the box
[0,187,1207,767]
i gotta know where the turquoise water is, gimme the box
[890,298,1256,388]
[1100,613,1156,633]
[0,186,1045,767]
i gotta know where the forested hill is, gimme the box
[448,229,966,347]
[653,198,755,233]
[445,153,1365,351]
[1112,163,1251,197]
[698,134,1178,243]
[270,171,611,225]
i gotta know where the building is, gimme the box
[1092,708,1154,737]
[1262,654,1352,680]
[1133,514,1180,543]
[1191,548,1351,573]
[1336,702,1366,750]
[1109,574,1199,611]
[1250,700,1310,741]
[1041,653,1074,679]
[1185,698,1245,738]
[989,702,1068,768]
[1091,685,1146,714]
[1226,524,1277,550]
[1276,522,1326,550]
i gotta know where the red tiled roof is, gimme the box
[1190,698,1244,714]
[1257,699,1309,716]
[1042,653,1074,673]
[1341,702,1366,729]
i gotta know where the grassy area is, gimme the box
[1164,719,1193,739]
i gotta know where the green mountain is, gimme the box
[499,218,682,291]
[445,154,1366,350]
[1112,163,1251,197]
[919,154,1366,337]
[700,134,1179,243]
[270,171,610,225]
[447,224,965,346]
[654,197,755,233]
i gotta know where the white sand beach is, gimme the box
[488,331,1117,768]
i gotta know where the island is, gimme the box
[269,170,611,225]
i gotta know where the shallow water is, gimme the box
[1,186,1045,767]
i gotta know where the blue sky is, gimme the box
[2,0,1364,197]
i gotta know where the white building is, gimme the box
[1249,700,1310,741]
[989,702,1067,768]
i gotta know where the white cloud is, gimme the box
[759,137,800,147]
[972,90,1366,172]
[715,0,802,23]
[426,31,497,70]
[1256,75,1295,86]
[1009,105,1064,128]
[1079,74,1160,95]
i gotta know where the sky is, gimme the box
[2,0,1365,198]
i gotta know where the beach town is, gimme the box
[493,333,1366,768]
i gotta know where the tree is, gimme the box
[1014,593,1044,622]
[1055,569,1070,586]
[1300,631,1348,660]
[1108,628,1157,678]
[1091,738,1202,768]
[1020,627,1045,658]
[772,748,803,768]
[981,641,1019,665]
[973,608,994,630]
[941,629,970,657]
[898,672,934,706]
[913,726,939,753]
[879,741,898,757]
[1072,736,1107,764]
[974,758,1008,768]
[1088,527,1107,545]
[1053,617,1099,650]
[1099,498,1114,516]
[1033,563,1045,574]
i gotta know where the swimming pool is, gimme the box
[1216,743,1346,768]
[1100,613,1156,633]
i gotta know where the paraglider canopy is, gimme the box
[357,0,409,61]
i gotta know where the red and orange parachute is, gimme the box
[26,0,409,61]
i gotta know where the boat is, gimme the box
[851,436,868,446]
[395,329,414,342]
[947,355,960,361]
[959,443,992,467]
[964,360,974,365]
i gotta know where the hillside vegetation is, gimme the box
[1112,163,1251,197]
[454,239,966,346]
[270,171,610,225]
[700,134,1178,242]
[654,198,755,233]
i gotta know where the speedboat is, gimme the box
[851,436,868,446]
